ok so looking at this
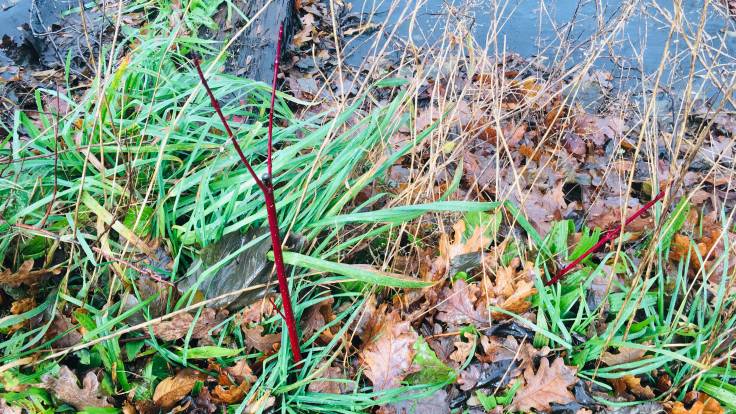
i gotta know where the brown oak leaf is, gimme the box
[153,369,206,410]
[225,359,257,385]
[243,325,281,353]
[449,332,475,364]
[152,308,228,342]
[41,366,112,409]
[600,346,647,366]
[511,357,577,412]
[359,311,419,391]
[611,375,655,400]
[436,280,487,327]
[308,364,353,394]
[0,260,61,287]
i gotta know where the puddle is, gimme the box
[348,0,736,97]
[0,0,32,66]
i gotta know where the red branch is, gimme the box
[545,188,667,286]
[193,23,303,364]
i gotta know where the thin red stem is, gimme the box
[545,188,667,286]
[192,26,303,364]
[267,24,284,178]
[193,59,267,194]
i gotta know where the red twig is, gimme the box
[545,188,667,286]
[193,23,303,364]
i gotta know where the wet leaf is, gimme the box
[600,346,647,366]
[511,357,577,412]
[152,308,228,342]
[225,359,257,385]
[212,382,249,404]
[407,336,455,384]
[308,364,353,394]
[0,260,61,287]
[41,366,112,409]
[360,311,419,391]
[153,369,205,410]
[611,375,655,400]
[436,280,487,327]
[243,324,281,353]
[666,393,724,414]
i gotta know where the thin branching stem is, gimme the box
[192,25,303,364]
[546,188,667,286]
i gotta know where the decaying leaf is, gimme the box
[666,393,724,414]
[0,260,61,287]
[212,382,250,404]
[243,324,281,353]
[360,311,419,391]
[449,332,476,364]
[600,346,648,366]
[511,357,577,412]
[225,359,257,385]
[436,280,487,327]
[152,308,228,341]
[41,366,112,409]
[301,296,336,343]
[308,364,353,394]
[611,375,655,400]
[153,369,206,410]
[8,297,36,333]
[238,297,277,325]
[480,261,538,319]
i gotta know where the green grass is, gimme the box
[1,0,736,412]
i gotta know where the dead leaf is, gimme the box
[666,393,724,414]
[8,297,36,333]
[243,325,281,353]
[511,357,577,412]
[611,375,655,400]
[152,308,228,342]
[238,297,277,325]
[308,364,352,394]
[292,14,315,46]
[0,260,61,287]
[600,346,647,366]
[41,366,112,409]
[212,382,250,404]
[449,332,475,364]
[153,369,205,410]
[360,311,419,391]
[436,280,487,327]
[225,359,257,385]
[302,296,336,343]
[244,393,275,414]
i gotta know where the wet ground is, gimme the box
[349,0,736,97]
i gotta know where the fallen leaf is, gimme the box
[8,297,36,333]
[212,382,249,404]
[360,311,419,391]
[238,297,277,325]
[436,280,487,327]
[152,308,228,342]
[308,364,352,394]
[153,369,205,410]
[511,357,577,412]
[449,332,476,364]
[0,260,61,287]
[0,399,21,414]
[301,296,336,343]
[244,393,275,414]
[292,14,315,46]
[41,366,112,409]
[243,325,281,353]
[225,359,257,385]
[611,375,655,400]
[600,346,648,366]
[666,393,724,414]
